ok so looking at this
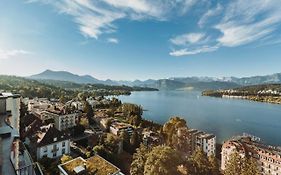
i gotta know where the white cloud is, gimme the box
[0,49,32,60]
[170,33,205,46]
[198,3,222,28]
[215,0,281,47]
[107,38,119,44]
[28,0,198,39]
[169,45,219,56]
[170,0,281,56]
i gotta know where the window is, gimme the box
[53,152,57,157]
[62,148,65,154]
[43,146,47,152]
[62,141,65,147]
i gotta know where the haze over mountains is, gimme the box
[29,70,281,90]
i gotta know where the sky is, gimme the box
[1,0,281,80]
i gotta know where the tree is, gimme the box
[241,157,260,175]
[83,101,93,123]
[130,130,141,152]
[224,151,243,175]
[144,146,182,175]
[60,154,73,164]
[208,154,220,175]
[162,117,188,146]
[128,115,141,126]
[80,117,89,128]
[120,130,130,152]
[93,145,106,157]
[59,95,66,103]
[130,144,149,175]
[190,149,211,175]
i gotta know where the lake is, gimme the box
[116,91,281,145]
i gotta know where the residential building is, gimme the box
[0,93,43,175]
[196,133,216,157]
[53,112,79,131]
[187,129,216,157]
[58,155,124,175]
[221,136,281,175]
[142,130,164,147]
[109,121,134,136]
[25,124,70,159]
[28,98,52,112]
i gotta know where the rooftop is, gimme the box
[58,155,121,175]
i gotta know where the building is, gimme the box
[25,124,70,159]
[28,98,52,112]
[58,155,124,175]
[109,121,134,136]
[187,129,216,157]
[0,93,43,175]
[53,112,79,131]
[221,136,281,175]
[142,130,164,147]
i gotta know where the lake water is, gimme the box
[116,91,281,145]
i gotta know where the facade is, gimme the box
[109,121,134,136]
[58,155,124,175]
[28,98,51,112]
[187,129,216,156]
[53,112,79,131]
[221,136,281,175]
[196,133,216,157]
[26,124,70,159]
[142,130,164,147]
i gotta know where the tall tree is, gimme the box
[162,117,188,146]
[144,146,182,175]
[208,154,220,175]
[130,144,149,175]
[83,101,93,122]
[241,157,260,175]
[190,149,211,175]
[224,151,243,175]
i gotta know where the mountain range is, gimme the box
[29,70,281,90]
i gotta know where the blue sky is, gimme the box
[1,0,281,80]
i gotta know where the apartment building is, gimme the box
[187,129,216,157]
[25,124,70,159]
[221,136,281,175]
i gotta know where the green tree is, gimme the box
[130,144,149,175]
[60,154,73,164]
[241,157,260,175]
[190,149,211,175]
[208,154,220,175]
[130,130,141,151]
[224,151,243,175]
[162,117,188,146]
[83,101,93,122]
[144,146,182,175]
[120,130,130,151]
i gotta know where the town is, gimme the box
[1,92,281,175]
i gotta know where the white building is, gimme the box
[196,133,216,157]
[25,124,70,159]
[54,112,79,131]
[187,129,216,157]
[221,136,281,175]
